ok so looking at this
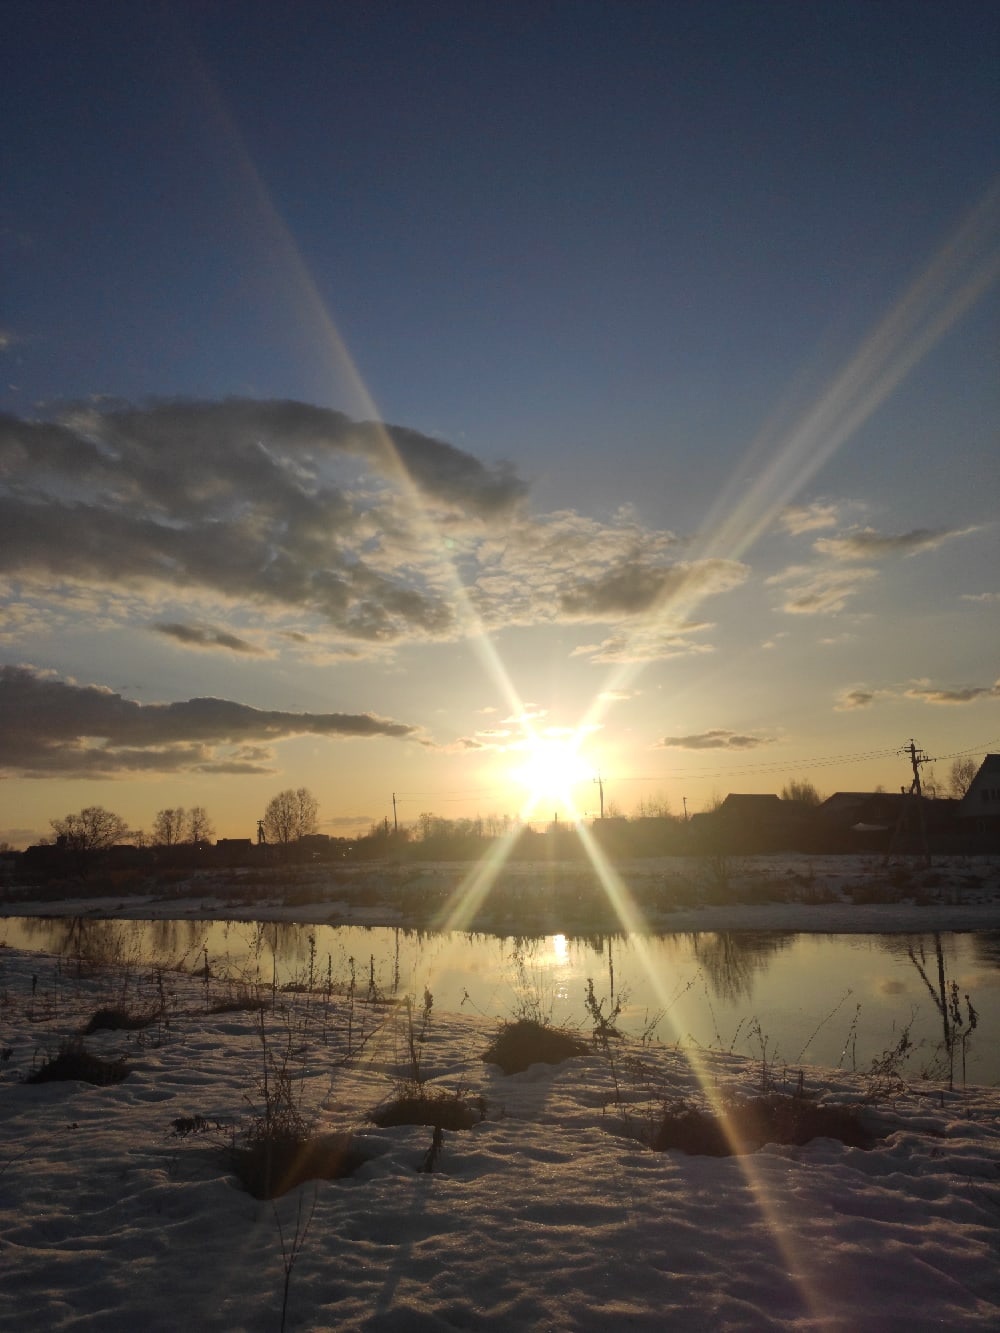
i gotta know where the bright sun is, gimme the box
[511,733,592,815]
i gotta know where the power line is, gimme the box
[387,738,999,804]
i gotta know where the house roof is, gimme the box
[957,754,1000,818]
[818,792,908,820]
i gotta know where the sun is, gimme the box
[511,732,592,817]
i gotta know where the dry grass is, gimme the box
[25,1039,129,1086]
[370,1081,486,1131]
[482,1018,588,1075]
[651,1092,878,1156]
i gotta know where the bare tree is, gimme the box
[636,792,672,817]
[152,807,187,846]
[948,757,978,799]
[262,788,319,846]
[780,778,822,806]
[51,806,130,853]
[186,805,214,844]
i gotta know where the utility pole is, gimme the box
[886,738,934,866]
[392,791,398,833]
[682,796,688,823]
[904,738,933,797]
[594,773,605,819]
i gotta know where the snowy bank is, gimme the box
[1,947,998,1331]
[4,853,1000,937]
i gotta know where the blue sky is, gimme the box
[1,2,997,845]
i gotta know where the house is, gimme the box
[690,793,813,853]
[955,754,1000,850]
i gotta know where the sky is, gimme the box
[1,1,998,847]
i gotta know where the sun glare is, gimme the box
[511,733,592,816]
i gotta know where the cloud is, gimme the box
[834,687,882,711]
[657,729,775,750]
[778,501,843,535]
[557,559,745,620]
[961,591,1000,603]
[570,630,715,664]
[834,677,1000,709]
[0,664,420,778]
[766,565,878,615]
[814,525,979,561]
[904,678,1000,705]
[152,622,268,655]
[0,399,745,658]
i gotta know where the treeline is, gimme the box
[9,755,986,879]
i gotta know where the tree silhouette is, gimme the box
[152,807,187,846]
[51,806,130,853]
[780,778,822,806]
[948,757,977,798]
[262,788,319,845]
[186,806,214,844]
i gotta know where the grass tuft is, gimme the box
[25,1039,129,1086]
[370,1081,485,1131]
[651,1092,878,1156]
[482,1018,588,1075]
[230,1131,367,1200]
[81,1006,158,1033]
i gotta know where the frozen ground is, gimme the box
[1,945,998,1331]
[4,853,1000,936]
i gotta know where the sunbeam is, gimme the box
[583,179,1000,723]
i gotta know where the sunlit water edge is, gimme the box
[3,914,998,1086]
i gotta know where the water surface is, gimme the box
[3,916,997,1084]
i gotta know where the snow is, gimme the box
[2,941,998,1331]
[4,852,999,936]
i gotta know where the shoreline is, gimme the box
[3,849,999,936]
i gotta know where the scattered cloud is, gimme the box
[814,525,979,561]
[904,678,1000,705]
[557,559,745,621]
[778,500,843,535]
[503,706,547,725]
[0,399,746,659]
[569,618,717,665]
[0,663,420,778]
[657,729,775,750]
[767,565,878,615]
[835,677,1000,709]
[834,687,885,711]
[152,622,269,656]
[961,591,1000,603]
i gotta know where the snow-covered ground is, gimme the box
[1,945,998,1331]
[4,853,1000,935]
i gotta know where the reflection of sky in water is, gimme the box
[3,918,997,1084]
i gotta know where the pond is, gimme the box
[3,916,998,1085]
